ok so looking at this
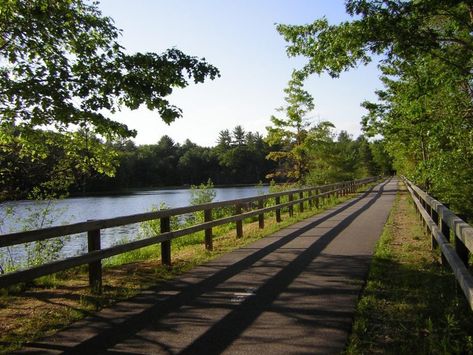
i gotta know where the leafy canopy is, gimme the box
[278,0,473,219]
[277,0,473,79]
[0,0,220,138]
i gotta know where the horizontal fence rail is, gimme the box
[402,177,473,310]
[0,177,379,293]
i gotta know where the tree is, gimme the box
[364,53,473,216]
[303,121,335,184]
[245,132,272,181]
[216,127,271,184]
[0,0,219,199]
[178,145,219,185]
[277,0,473,83]
[265,71,315,183]
[216,129,232,149]
[276,0,473,219]
[370,140,394,176]
[0,127,118,199]
[356,135,377,177]
[330,131,359,181]
[1,0,220,137]
[232,125,246,146]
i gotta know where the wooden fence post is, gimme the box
[429,205,438,250]
[204,209,213,251]
[258,199,264,229]
[235,204,243,238]
[299,191,304,213]
[432,208,447,265]
[87,226,102,294]
[275,196,282,222]
[413,191,418,217]
[456,236,469,267]
[438,214,449,277]
[315,188,320,209]
[414,192,422,221]
[289,194,294,217]
[440,217,450,243]
[420,199,427,235]
[160,217,171,266]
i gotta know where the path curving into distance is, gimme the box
[20,178,398,355]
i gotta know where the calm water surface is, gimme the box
[0,186,268,264]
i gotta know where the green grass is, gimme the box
[345,181,473,354]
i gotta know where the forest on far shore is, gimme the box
[0,123,393,201]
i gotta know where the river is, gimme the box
[0,186,268,267]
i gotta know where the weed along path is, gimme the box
[19,178,398,354]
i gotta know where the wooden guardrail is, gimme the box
[0,177,378,293]
[402,177,473,310]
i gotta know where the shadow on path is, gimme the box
[178,180,390,354]
[23,179,393,354]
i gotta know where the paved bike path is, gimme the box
[21,178,397,354]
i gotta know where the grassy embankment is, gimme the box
[0,186,365,353]
[346,181,473,354]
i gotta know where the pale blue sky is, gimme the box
[98,0,382,146]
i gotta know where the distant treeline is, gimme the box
[83,127,275,192]
[1,124,393,201]
[79,126,393,194]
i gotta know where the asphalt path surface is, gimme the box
[20,178,398,354]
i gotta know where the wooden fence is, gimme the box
[402,177,473,310]
[0,177,378,293]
